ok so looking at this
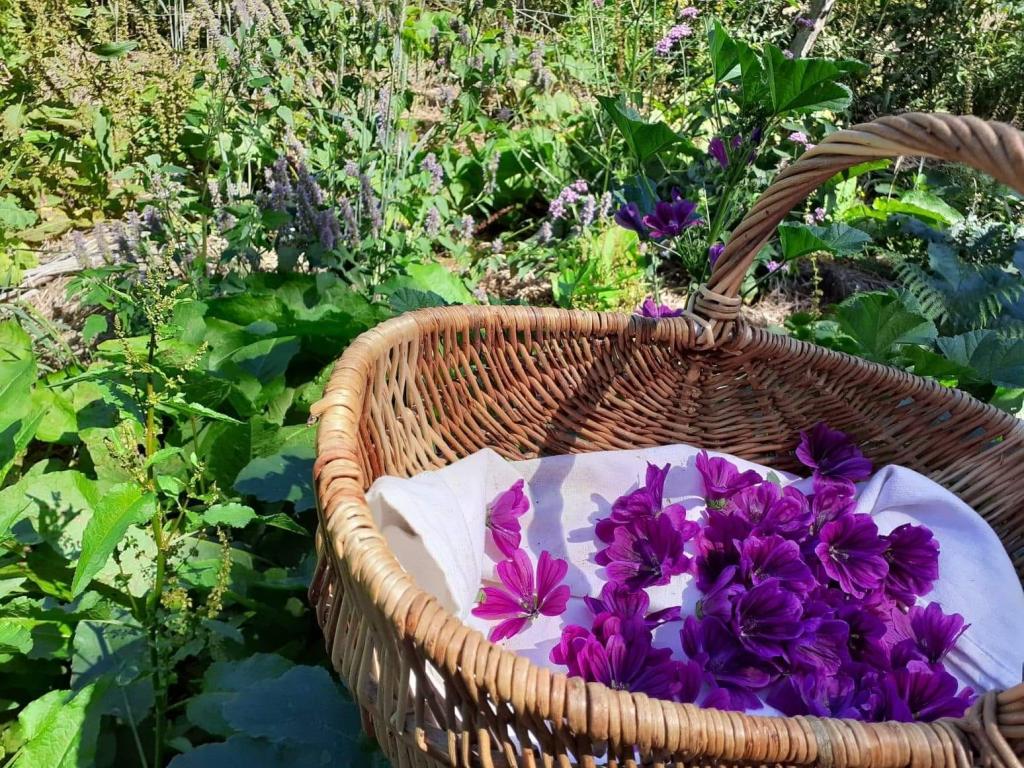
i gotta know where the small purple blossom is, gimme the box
[766,259,784,273]
[694,451,761,506]
[635,298,684,319]
[708,242,725,265]
[595,463,694,542]
[882,524,939,604]
[421,152,444,193]
[596,515,693,589]
[708,137,729,169]
[884,663,974,721]
[472,550,570,641]
[797,422,873,484]
[655,23,692,55]
[679,5,699,17]
[815,514,889,598]
[682,616,775,702]
[642,192,701,239]
[486,480,528,558]
[902,602,969,666]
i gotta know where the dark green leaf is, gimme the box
[937,330,1024,388]
[596,96,682,164]
[834,292,937,364]
[93,41,138,58]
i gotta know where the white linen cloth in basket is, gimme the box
[366,444,1024,699]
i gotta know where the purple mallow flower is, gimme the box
[486,480,529,558]
[584,582,681,630]
[596,515,693,589]
[614,202,647,237]
[472,550,570,641]
[740,535,816,595]
[595,463,694,542]
[695,451,761,506]
[900,602,968,666]
[882,524,939,605]
[642,192,701,239]
[682,616,775,706]
[733,579,805,658]
[884,663,974,721]
[635,298,684,319]
[708,242,725,265]
[815,514,889,598]
[708,137,729,169]
[797,422,873,484]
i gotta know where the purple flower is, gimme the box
[642,193,701,239]
[694,508,749,590]
[596,515,693,589]
[881,524,939,604]
[788,131,810,145]
[584,582,681,630]
[836,603,891,668]
[420,152,444,193]
[797,422,873,483]
[732,483,812,539]
[795,16,815,28]
[555,622,683,699]
[613,202,647,237]
[654,23,692,55]
[682,616,776,698]
[595,463,695,542]
[740,535,816,594]
[766,259,784,273]
[733,579,805,658]
[486,480,529,558]
[679,5,699,17]
[635,297,684,319]
[696,564,743,622]
[708,136,729,169]
[884,663,974,721]
[769,673,866,719]
[787,612,850,676]
[905,602,968,665]
[708,242,725,265]
[472,550,570,641]
[694,451,762,506]
[808,476,857,534]
[816,515,889,598]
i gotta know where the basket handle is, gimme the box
[692,112,1024,328]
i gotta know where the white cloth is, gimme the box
[366,444,1024,697]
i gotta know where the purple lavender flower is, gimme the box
[583,582,681,630]
[797,422,873,484]
[815,515,889,598]
[595,515,693,589]
[472,550,570,641]
[635,297,684,319]
[339,197,359,247]
[359,172,383,236]
[766,259,784,273]
[733,579,805,658]
[654,23,692,55]
[424,206,441,237]
[459,214,475,241]
[694,451,762,506]
[614,202,648,237]
[740,535,816,594]
[421,152,444,193]
[708,242,725,265]
[595,463,694,543]
[882,524,939,604]
[486,480,529,558]
[642,192,701,239]
[679,6,699,17]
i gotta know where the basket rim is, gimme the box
[312,304,1023,767]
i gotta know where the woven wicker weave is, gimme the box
[310,113,1024,768]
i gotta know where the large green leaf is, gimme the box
[707,19,741,82]
[0,470,99,555]
[778,223,872,259]
[11,684,102,768]
[596,95,682,164]
[71,610,153,720]
[0,598,76,660]
[221,665,360,750]
[168,736,335,768]
[834,292,937,364]
[187,654,296,738]
[204,503,258,528]
[763,46,857,115]
[234,440,316,512]
[937,330,1024,388]
[227,337,301,383]
[0,195,38,231]
[71,483,155,597]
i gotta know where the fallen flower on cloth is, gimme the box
[472,550,570,641]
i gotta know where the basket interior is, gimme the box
[350,314,1024,580]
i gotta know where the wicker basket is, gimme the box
[309,113,1024,768]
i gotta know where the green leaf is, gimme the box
[82,315,108,344]
[205,503,258,528]
[156,394,242,424]
[380,263,476,306]
[0,470,99,555]
[71,484,155,597]
[234,440,315,512]
[763,46,855,114]
[0,195,38,231]
[221,665,360,750]
[0,598,76,659]
[261,512,309,535]
[387,287,449,314]
[228,336,301,383]
[937,330,1024,388]
[834,292,937,364]
[93,41,138,58]
[778,223,872,260]
[707,19,740,82]
[11,684,102,768]
[71,610,153,720]
[187,654,295,738]
[596,95,682,164]
[168,736,335,767]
